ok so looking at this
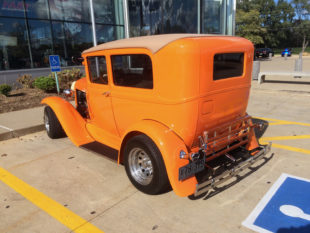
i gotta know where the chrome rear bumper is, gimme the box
[194,142,272,197]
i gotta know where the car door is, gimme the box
[85,55,120,148]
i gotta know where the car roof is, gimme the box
[82,34,224,55]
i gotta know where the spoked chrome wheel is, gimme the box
[44,112,50,133]
[128,147,153,185]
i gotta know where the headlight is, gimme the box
[63,89,73,97]
[71,81,76,91]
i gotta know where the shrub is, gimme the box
[0,84,12,96]
[17,74,33,88]
[33,76,56,92]
[48,68,82,89]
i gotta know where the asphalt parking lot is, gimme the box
[1,57,310,233]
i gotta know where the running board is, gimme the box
[80,141,118,162]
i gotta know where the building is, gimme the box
[0,0,235,82]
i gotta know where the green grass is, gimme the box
[273,47,310,55]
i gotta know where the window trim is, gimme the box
[213,52,245,81]
[87,55,109,85]
[110,53,154,90]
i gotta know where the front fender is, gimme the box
[41,97,94,146]
[121,120,197,197]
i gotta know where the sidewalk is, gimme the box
[0,106,44,141]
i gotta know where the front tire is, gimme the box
[124,135,170,195]
[44,106,66,139]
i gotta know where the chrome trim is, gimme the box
[194,143,272,197]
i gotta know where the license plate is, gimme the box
[179,157,206,181]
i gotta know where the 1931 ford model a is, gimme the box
[42,34,271,197]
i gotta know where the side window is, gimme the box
[213,53,244,80]
[87,56,108,84]
[111,54,153,89]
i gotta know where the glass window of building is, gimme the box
[25,0,49,19]
[28,19,53,68]
[0,18,31,70]
[52,21,69,66]
[63,22,93,59]
[96,24,124,44]
[162,0,197,34]
[201,0,225,34]
[49,0,90,22]
[0,0,25,17]
[93,0,114,24]
[128,0,161,36]
[128,0,197,37]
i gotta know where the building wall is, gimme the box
[128,0,234,37]
[0,0,235,84]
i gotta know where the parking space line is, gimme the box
[256,117,310,127]
[261,135,310,141]
[0,166,105,233]
[267,143,310,155]
[269,122,293,126]
[0,125,13,131]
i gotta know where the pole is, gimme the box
[54,72,60,94]
[123,0,130,38]
[89,0,97,46]
[197,0,201,34]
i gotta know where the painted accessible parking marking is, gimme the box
[243,173,310,233]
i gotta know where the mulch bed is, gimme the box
[0,88,67,114]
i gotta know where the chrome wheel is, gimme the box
[128,147,153,185]
[44,112,50,132]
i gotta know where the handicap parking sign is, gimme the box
[243,173,310,233]
[49,55,61,72]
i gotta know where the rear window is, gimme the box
[213,53,244,80]
[111,54,153,89]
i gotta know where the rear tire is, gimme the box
[124,135,170,195]
[44,106,66,139]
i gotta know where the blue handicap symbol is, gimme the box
[51,57,58,65]
[243,174,310,233]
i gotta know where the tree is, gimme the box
[236,0,266,45]
[292,0,309,52]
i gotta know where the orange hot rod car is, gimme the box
[42,34,271,197]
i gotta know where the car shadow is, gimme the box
[263,80,310,85]
[188,118,273,201]
[188,152,274,200]
[255,57,272,61]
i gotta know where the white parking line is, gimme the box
[0,125,13,131]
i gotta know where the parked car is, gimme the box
[42,34,271,197]
[281,48,292,57]
[255,48,274,58]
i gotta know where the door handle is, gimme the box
[102,91,111,97]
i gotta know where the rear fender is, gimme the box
[41,97,94,146]
[120,120,197,197]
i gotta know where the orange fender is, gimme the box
[121,120,197,197]
[41,97,94,146]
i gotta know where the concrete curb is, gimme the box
[0,124,45,141]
